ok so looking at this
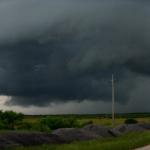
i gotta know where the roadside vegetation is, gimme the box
[12,131,150,150]
[0,111,149,131]
[0,111,92,131]
[124,118,138,124]
[0,111,149,150]
[0,110,24,130]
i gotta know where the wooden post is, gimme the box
[112,74,115,126]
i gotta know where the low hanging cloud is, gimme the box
[0,0,150,107]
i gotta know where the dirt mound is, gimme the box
[83,124,116,137]
[52,128,101,142]
[139,123,150,130]
[0,136,19,149]
[52,125,117,143]
[0,132,64,149]
[0,123,149,149]
[112,124,147,135]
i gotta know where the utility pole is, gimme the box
[112,74,115,126]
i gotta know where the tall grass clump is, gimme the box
[40,116,80,130]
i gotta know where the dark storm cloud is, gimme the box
[0,0,150,106]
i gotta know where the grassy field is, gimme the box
[79,117,150,127]
[12,131,150,150]
[23,115,150,127]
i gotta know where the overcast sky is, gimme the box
[0,0,150,114]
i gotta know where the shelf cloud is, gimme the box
[0,0,150,110]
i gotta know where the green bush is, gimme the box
[40,116,79,130]
[17,121,51,132]
[79,120,93,127]
[17,122,33,130]
[33,123,51,132]
[0,120,5,129]
[124,118,138,124]
[0,110,24,129]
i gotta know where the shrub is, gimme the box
[0,110,24,129]
[124,118,138,124]
[17,122,33,130]
[80,120,93,127]
[33,123,51,132]
[0,120,5,129]
[40,116,79,130]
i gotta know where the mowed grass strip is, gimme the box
[13,131,150,150]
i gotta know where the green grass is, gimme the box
[23,115,150,127]
[79,117,150,127]
[12,131,150,150]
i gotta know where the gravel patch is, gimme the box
[83,124,116,137]
[111,124,147,135]
[52,128,101,142]
[0,132,64,149]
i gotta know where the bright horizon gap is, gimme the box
[0,96,149,114]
